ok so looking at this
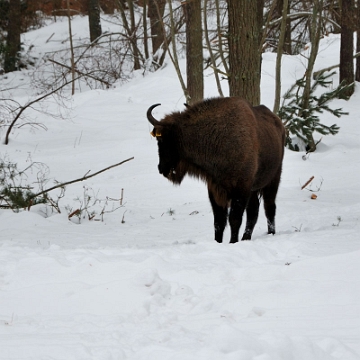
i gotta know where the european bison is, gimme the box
[147,97,285,243]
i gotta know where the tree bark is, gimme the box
[300,0,322,152]
[183,0,204,105]
[128,0,141,70]
[148,0,166,55]
[275,0,292,54]
[117,0,141,70]
[66,0,76,95]
[339,0,355,98]
[355,0,360,82]
[165,0,189,102]
[273,0,289,114]
[282,0,292,54]
[204,0,224,97]
[88,0,102,43]
[4,0,21,73]
[227,0,264,105]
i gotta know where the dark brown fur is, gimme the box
[147,97,285,243]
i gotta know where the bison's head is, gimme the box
[147,104,185,184]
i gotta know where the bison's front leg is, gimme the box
[229,194,248,243]
[208,190,227,243]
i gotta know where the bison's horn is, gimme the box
[147,103,161,126]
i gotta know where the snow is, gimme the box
[1,16,360,360]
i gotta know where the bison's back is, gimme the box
[182,97,259,148]
[173,97,285,199]
[179,98,261,187]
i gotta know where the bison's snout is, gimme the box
[158,164,170,178]
[159,164,178,181]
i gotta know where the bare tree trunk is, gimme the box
[283,0,292,54]
[117,0,142,70]
[260,0,277,52]
[340,0,355,98]
[227,0,264,105]
[88,0,102,43]
[273,0,292,54]
[302,1,322,107]
[301,0,323,151]
[148,0,166,55]
[273,0,289,114]
[356,0,360,82]
[326,0,341,34]
[128,0,141,70]
[183,0,204,105]
[4,0,21,73]
[143,0,149,59]
[67,0,76,95]
[165,0,189,102]
[215,0,229,76]
[204,0,224,97]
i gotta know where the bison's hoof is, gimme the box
[267,223,275,235]
[241,232,252,241]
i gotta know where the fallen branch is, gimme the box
[301,176,314,190]
[4,76,81,145]
[29,157,134,201]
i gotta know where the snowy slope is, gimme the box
[0,17,360,360]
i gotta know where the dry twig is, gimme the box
[29,157,134,201]
[301,176,314,190]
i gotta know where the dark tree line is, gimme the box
[183,0,203,105]
[227,0,263,103]
[340,0,355,98]
[1,0,360,103]
[182,0,360,107]
[1,0,21,73]
[88,0,102,43]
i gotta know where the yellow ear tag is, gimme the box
[150,129,162,137]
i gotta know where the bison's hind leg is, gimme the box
[263,175,281,236]
[241,191,260,240]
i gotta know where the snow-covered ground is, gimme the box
[1,16,360,359]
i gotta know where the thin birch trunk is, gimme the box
[166,0,189,102]
[301,0,323,151]
[67,0,76,95]
[273,0,289,114]
[204,0,224,97]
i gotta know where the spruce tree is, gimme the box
[278,71,350,151]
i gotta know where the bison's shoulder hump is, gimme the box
[253,105,283,124]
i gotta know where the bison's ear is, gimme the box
[150,126,163,138]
